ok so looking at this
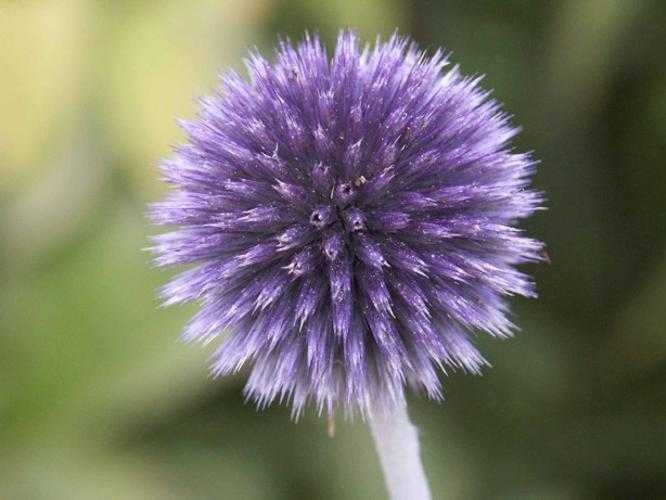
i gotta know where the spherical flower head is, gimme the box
[150,31,544,418]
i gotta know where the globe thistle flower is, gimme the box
[150,31,543,419]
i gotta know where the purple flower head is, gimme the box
[150,31,544,418]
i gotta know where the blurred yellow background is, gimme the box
[1,1,665,499]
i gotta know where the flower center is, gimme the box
[341,207,366,232]
[309,178,369,244]
[333,181,356,206]
[309,205,335,229]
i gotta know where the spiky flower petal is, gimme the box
[150,31,544,417]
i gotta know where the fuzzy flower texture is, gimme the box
[151,32,544,417]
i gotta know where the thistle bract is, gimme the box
[150,32,543,417]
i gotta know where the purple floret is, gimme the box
[150,31,544,418]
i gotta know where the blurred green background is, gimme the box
[1,1,665,499]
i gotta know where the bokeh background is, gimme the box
[2,1,665,499]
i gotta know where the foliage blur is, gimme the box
[1,1,665,498]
